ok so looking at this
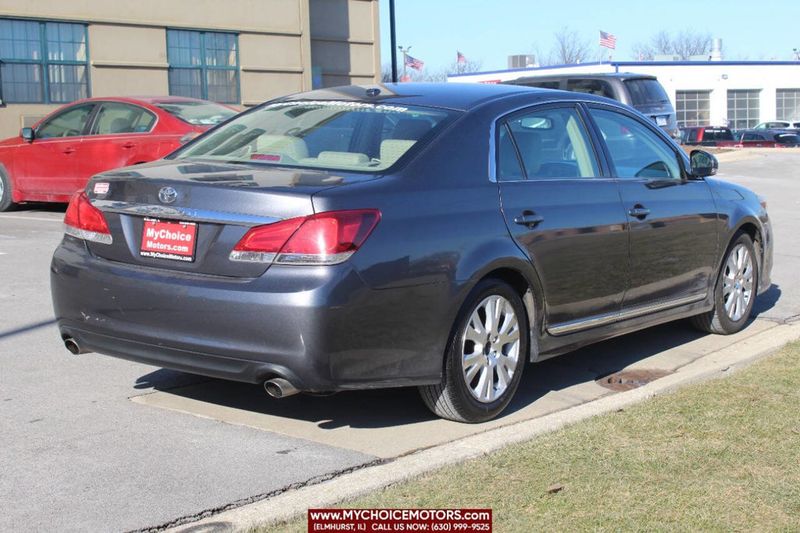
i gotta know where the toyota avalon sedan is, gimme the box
[50,83,773,423]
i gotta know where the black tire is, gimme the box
[419,279,529,423]
[691,232,758,335]
[0,168,17,212]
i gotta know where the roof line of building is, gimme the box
[448,60,800,78]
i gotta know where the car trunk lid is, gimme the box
[84,159,373,277]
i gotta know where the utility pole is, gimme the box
[389,0,398,82]
[398,45,411,80]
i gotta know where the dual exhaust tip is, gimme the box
[64,337,300,399]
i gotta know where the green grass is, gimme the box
[267,343,800,532]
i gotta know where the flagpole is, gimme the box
[398,45,411,80]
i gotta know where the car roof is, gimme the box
[73,96,218,106]
[276,82,564,112]
[511,72,658,83]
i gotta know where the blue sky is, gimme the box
[379,0,800,74]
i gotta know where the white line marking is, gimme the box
[0,215,63,223]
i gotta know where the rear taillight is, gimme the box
[64,191,113,244]
[230,209,380,265]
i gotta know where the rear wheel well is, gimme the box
[481,267,541,361]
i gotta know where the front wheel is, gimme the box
[419,279,529,423]
[0,169,17,212]
[692,232,758,334]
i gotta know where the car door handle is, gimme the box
[628,205,651,219]
[122,142,136,149]
[513,211,545,228]
[62,147,76,154]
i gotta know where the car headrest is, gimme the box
[379,139,416,167]
[255,135,309,161]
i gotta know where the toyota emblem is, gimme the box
[158,186,178,204]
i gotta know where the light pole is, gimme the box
[389,0,398,82]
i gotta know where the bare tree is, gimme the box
[632,30,712,60]
[449,57,483,76]
[550,27,591,64]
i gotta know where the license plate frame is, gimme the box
[139,218,198,262]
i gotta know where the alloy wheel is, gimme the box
[461,295,521,403]
[722,243,754,322]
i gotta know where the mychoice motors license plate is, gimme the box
[140,218,197,262]
[656,116,668,126]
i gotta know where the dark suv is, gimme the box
[505,73,679,140]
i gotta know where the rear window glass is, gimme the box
[566,79,615,99]
[704,128,733,141]
[775,133,800,144]
[624,79,670,106]
[155,101,236,126]
[172,101,456,172]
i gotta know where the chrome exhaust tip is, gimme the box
[64,338,82,355]
[264,378,299,398]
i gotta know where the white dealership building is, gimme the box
[448,60,800,129]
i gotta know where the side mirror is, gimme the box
[20,127,34,143]
[689,149,717,178]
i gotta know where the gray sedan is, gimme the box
[51,83,773,423]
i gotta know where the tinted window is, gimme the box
[526,81,560,90]
[174,101,456,172]
[37,104,94,138]
[498,106,599,180]
[775,133,800,144]
[624,79,669,106]
[590,108,681,179]
[90,103,156,134]
[566,79,615,99]
[704,128,733,141]
[686,128,699,143]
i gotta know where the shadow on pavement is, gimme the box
[753,283,781,316]
[133,319,716,430]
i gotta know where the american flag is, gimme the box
[457,51,466,64]
[599,31,617,49]
[405,54,425,71]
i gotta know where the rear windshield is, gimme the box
[155,101,236,126]
[704,128,734,141]
[624,78,670,106]
[172,101,456,172]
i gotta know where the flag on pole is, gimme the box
[599,31,617,49]
[457,51,466,64]
[405,54,425,71]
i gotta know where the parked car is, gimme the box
[504,73,680,140]
[753,121,800,130]
[0,96,237,211]
[680,126,736,146]
[51,83,773,423]
[737,129,800,147]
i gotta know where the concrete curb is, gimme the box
[170,321,800,532]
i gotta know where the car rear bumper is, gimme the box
[51,238,449,391]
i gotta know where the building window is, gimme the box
[776,89,800,121]
[167,30,239,104]
[727,89,760,129]
[676,90,711,127]
[0,19,89,104]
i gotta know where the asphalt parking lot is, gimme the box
[1,150,798,532]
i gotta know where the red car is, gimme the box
[0,96,237,211]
